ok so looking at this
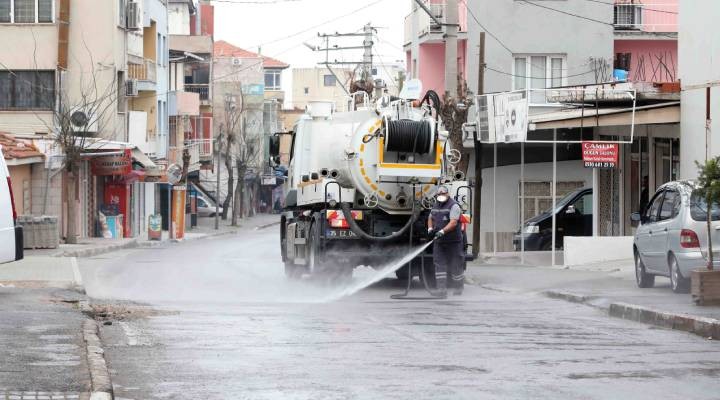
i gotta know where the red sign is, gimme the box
[582,142,619,169]
[91,149,132,176]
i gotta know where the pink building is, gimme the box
[613,0,678,83]
[403,0,468,96]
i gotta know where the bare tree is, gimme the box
[231,108,261,226]
[219,90,244,220]
[441,76,474,176]
[27,37,119,244]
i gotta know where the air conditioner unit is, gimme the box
[232,58,242,66]
[126,1,141,30]
[125,79,139,97]
[68,106,98,134]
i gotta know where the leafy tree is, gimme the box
[695,157,720,269]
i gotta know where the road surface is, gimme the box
[79,225,720,400]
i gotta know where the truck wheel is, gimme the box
[395,265,411,280]
[306,221,326,277]
[284,262,304,280]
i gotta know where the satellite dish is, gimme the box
[399,78,423,100]
[70,110,89,127]
[167,164,183,185]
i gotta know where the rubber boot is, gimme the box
[434,277,448,299]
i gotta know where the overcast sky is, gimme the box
[214,0,409,106]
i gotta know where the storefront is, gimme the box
[87,143,158,239]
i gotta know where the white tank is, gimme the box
[287,101,449,214]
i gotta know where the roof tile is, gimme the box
[214,40,289,69]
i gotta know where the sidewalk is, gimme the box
[467,259,720,339]
[25,213,280,258]
[0,287,92,398]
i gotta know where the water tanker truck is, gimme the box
[278,90,473,282]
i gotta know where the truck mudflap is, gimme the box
[14,225,23,261]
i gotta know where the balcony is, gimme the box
[169,115,213,162]
[128,59,157,82]
[614,2,677,35]
[185,84,210,103]
[403,0,468,47]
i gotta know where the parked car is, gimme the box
[514,187,593,251]
[632,180,719,294]
[197,195,222,217]
[0,149,23,263]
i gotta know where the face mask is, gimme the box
[436,195,448,203]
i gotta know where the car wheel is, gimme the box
[635,250,655,288]
[669,255,690,294]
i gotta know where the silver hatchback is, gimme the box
[632,180,720,293]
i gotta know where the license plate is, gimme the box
[327,229,357,238]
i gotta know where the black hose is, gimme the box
[420,90,441,116]
[385,120,432,154]
[340,202,420,243]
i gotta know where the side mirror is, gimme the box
[630,212,642,223]
[565,205,576,214]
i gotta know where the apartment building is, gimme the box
[0,0,169,241]
[679,1,720,179]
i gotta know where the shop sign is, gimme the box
[582,141,619,169]
[91,149,132,175]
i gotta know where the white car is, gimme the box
[197,196,222,217]
[0,149,23,263]
[632,180,719,293]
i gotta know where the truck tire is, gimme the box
[284,262,304,280]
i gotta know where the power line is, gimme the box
[485,66,596,79]
[460,0,514,55]
[579,0,678,15]
[517,0,614,26]
[256,0,388,47]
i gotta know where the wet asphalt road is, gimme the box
[79,226,720,400]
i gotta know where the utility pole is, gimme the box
[214,129,222,230]
[444,0,459,98]
[362,22,374,83]
[472,32,485,259]
[707,87,712,161]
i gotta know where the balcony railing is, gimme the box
[613,2,677,33]
[186,139,213,159]
[185,84,210,102]
[127,59,157,82]
[404,0,467,45]
[169,115,213,160]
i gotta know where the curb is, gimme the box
[56,239,140,258]
[82,319,113,399]
[255,220,280,230]
[543,290,720,340]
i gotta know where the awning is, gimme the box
[84,139,157,169]
[529,102,680,131]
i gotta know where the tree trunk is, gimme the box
[221,153,233,220]
[232,166,246,226]
[708,193,714,270]
[66,169,78,244]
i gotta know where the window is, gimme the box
[658,190,680,221]
[518,181,585,224]
[371,68,378,76]
[0,70,54,110]
[645,191,664,223]
[513,55,566,103]
[0,0,54,23]
[573,193,593,216]
[323,74,336,87]
[303,87,309,95]
[117,71,126,113]
[264,69,281,91]
[118,0,126,26]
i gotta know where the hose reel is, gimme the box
[384,119,434,154]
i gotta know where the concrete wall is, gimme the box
[679,0,720,180]
[480,159,592,250]
[465,0,613,95]
[291,68,352,111]
[9,164,32,216]
[564,236,634,266]
[168,3,191,35]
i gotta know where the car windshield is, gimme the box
[690,194,720,221]
[543,189,585,214]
